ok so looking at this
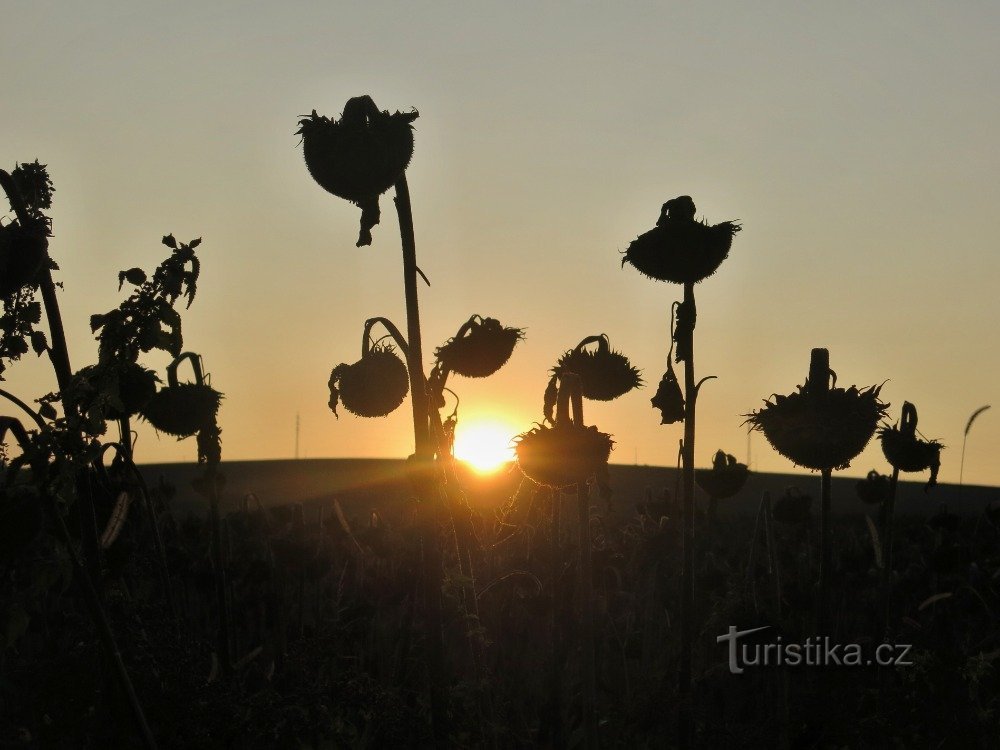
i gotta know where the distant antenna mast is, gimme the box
[295,412,300,459]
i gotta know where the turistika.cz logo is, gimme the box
[717,626,914,675]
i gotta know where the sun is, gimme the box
[453,420,516,474]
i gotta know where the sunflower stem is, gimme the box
[880,466,900,637]
[818,467,832,635]
[679,281,696,750]
[577,480,598,750]
[393,174,446,746]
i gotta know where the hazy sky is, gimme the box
[3,1,999,487]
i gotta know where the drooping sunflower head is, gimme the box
[141,382,223,438]
[856,470,891,505]
[434,316,523,379]
[555,335,641,401]
[329,343,409,418]
[878,402,942,488]
[622,196,741,284]
[514,422,614,489]
[744,349,888,471]
[695,449,749,500]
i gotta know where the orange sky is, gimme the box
[2,2,998,487]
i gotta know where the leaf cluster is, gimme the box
[90,234,202,364]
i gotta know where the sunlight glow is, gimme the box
[453,421,516,473]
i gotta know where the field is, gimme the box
[2,458,998,747]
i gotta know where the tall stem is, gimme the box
[818,468,832,635]
[678,281,696,750]
[393,174,445,745]
[577,480,598,750]
[880,467,900,636]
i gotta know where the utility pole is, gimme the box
[295,412,300,459]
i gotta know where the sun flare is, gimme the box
[453,421,516,473]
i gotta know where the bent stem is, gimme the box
[393,174,446,745]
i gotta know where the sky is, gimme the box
[2,1,999,487]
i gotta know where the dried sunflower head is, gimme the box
[435,315,523,378]
[856,470,891,505]
[622,196,740,284]
[555,334,641,401]
[75,361,159,421]
[140,353,222,438]
[329,343,409,418]
[744,348,888,471]
[296,96,418,247]
[695,450,749,500]
[878,402,942,489]
[514,422,613,489]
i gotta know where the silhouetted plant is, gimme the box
[328,319,410,419]
[433,314,523,379]
[297,95,446,742]
[621,196,738,748]
[141,353,222,438]
[554,334,642,401]
[745,347,887,634]
[696,449,749,522]
[297,98,418,247]
[876,401,941,637]
[856,470,891,505]
[621,195,740,284]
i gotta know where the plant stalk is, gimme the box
[818,467,832,635]
[393,174,446,746]
[678,281,696,750]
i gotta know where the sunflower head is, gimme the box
[856,470,891,505]
[139,353,222,438]
[878,402,942,489]
[329,343,409,418]
[297,96,418,246]
[695,450,749,500]
[622,196,740,284]
[514,422,613,489]
[555,334,641,401]
[744,348,888,471]
[435,315,523,378]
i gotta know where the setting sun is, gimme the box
[453,421,517,473]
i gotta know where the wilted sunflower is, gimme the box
[296,96,418,247]
[328,342,409,418]
[856,470,891,505]
[0,219,48,298]
[621,196,741,285]
[878,401,942,488]
[695,450,749,500]
[744,348,888,471]
[555,334,641,401]
[141,354,222,438]
[514,422,614,489]
[75,361,159,421]
[434,315,523,378]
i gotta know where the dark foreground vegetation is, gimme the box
[2,468,999,748]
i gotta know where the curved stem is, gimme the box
[362,317,409,358]
[0,388,47,429]
[167,352,203,388]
